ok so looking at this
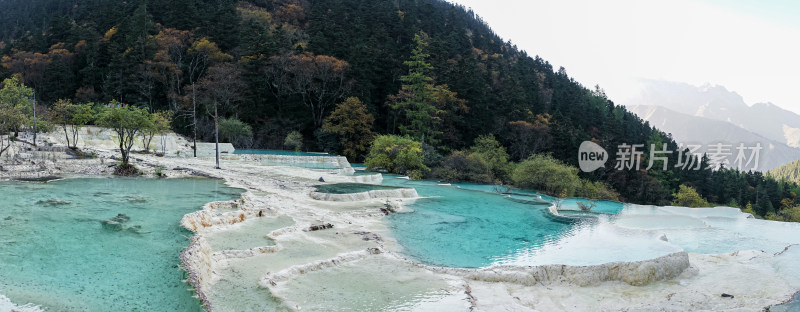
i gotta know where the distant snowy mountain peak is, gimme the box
[623,79,800,170]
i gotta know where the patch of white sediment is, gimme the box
[309,188,419,201]
[181,195,269,232]
[0,295,43,312]
[203,215,294,252]
[267,253,469,312]
[260,249,378,286]
[548,204,559,216]
[232,154,352,169]
[468,249,798,311]
[425,251,689,287]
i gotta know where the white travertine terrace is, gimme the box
[309,188,419,201]
[2,130,799,311]
[0,295,43,312]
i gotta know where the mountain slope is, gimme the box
[2,0,800,211]
[623,79,800,148]
[630,105,800,170]
[768,159,800,184]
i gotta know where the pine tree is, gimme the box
[391,33,438,143]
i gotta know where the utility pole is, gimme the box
[214,102,220,169]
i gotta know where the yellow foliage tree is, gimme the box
[671,185,711,208]
[322,97,376,161]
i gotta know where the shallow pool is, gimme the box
[0,178,242,311]
[382,175,800,269]
[233,149,337,157]
[380,177,655,268]
[314,183,403,194]
[612,204,800,254]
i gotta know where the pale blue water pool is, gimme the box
[234,149,337,157]
[0,178,242,311]
[382,175,800,269]
[381,177,641,268]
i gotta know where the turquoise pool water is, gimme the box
[0,178,242,311]
[382,175,800,269]
[382,177,620,268]
[234,149,337,157]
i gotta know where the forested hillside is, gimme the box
[2,0,800,218]
[769,160,800,185]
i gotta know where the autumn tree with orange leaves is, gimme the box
[508,113,551,160]
[322,97,376,161]
[153,27,191,111]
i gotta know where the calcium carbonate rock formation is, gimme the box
[426,251,690,287]
[0,295,42,312]
[180,236,215,310]
[235,154,352,169]
[309,188,419,201]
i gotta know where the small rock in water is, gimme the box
[318,177,325,182]
[37,198,72,206]
[101,220,124,231]
[127,225,143,234]
[4,216,11,220]
[307,223,334,231]
[721,293,734,298]
[100,213,132,231]
[125,195,148,203]
[110,213,131,223]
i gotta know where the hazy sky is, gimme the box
[448,0,800,113]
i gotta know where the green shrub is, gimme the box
[469,135,512,181]
[670,185,711,208]
[578,180,620,201]
[365,135,428,177]
[779,205,800,222]
[765,212,783,221]
[431,158,461,181]
[511,154,581,197]
[433,150,484,182]
[219,117,253,148]
[284,130,303,151]
[432,135,512,184]
[741,202,756,215]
